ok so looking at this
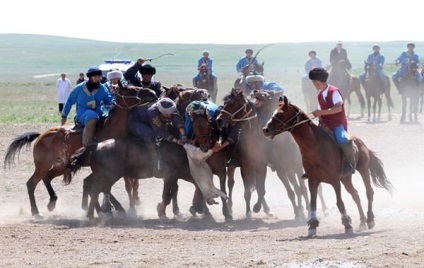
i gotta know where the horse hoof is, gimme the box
[266,211,276,219]
[245,211,253,221]
[253,203,262,213]
[33,214,44,220]
[345,227,354,235]
[307,229,317,238]
[174,213,189,222]
[47,201,56,212]
[159,214,173,224]
[189,206,197,217]
[358,223,367,232]
[367,221,375,230]
[134,199,141,206]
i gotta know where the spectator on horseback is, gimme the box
[123,57,162,97]
[129,97,187,172]
[102,69,124,116]
[60,66,115,146]
[236,48,258,76]
[192,50,217,88]
[308,67,356,177]
[359,44,387,89]
[391,42,421,92]
[244,72,284,96]
[302,50,323,90]
[329,41,352,71]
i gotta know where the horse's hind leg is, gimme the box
[27,165,52,217]
[401,95,407,123]
[276,168,300,219]
[331,180,353,235]
[227,165,236,217]
[42,167,63,212]
[358,168,375,229]
[82,174,95,211]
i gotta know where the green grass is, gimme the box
[0,34,420,122]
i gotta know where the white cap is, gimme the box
[106,70,123,80]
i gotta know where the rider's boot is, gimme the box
[82,119,97,146]
[339,140,356,177]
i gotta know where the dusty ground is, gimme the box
[0,112,423,268]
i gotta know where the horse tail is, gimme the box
[4,132,40,169]
[368,150,395,195]
[64,144,95,184]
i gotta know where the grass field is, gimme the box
[0,34,421,123]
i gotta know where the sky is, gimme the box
[1,0,423,44]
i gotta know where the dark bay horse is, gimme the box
[263,96,394,237]
[66,137,209,222]
[4,85,158,217]
[329,59,365,118]
[194,63,218,103]
[398,61,420,123]
[216,90,269,219]
[234,62,265,92]
[362,62,394,122]
[162,85,210,116]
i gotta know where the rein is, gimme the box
[220,97,257,123]
[272,110,314,132]
[113,89,152,110]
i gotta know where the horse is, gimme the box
[329,59,365,118]
[194,63,218,103]
[398,60,420,123]
[362,62,394,122]
[66,136,216,222]
[190,106,232,219]
[262,96,394,237]
[216,90,270,219]
[4,84,158,217]
[162,85,210,116]
[233,62,265,91]
[251,89,329,217]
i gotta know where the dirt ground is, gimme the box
[0,112,423,268]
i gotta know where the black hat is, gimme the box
[309,67,329,82]
[245,48,253,54]
[139,64,156,75]
[407,42,415,48]
[86,66,102,78]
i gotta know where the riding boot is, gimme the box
[82,119,97,146]
[339,140,356,177]
[146,142,161,174]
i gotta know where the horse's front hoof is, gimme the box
[245,211,253,221]
[253,203,262,213]
[345,227,354,235]
[358,223,367,232]
[367,221,375,230]
[47,200,57,212]
[307,228,317,238]
[174,213,188,222]
[189,206,197,217]
[159,214,173,224]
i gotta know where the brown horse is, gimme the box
[216,90,269,219]
[329,59,365,118]
[263,96,394,237]
[398,61,420,123]
[362,62,393,122]
[162,85,210,116]
[4,84,158,217]
[251,89,329,217]
[194,63,218,103]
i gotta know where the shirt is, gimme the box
[57,78,72,103]
[317,85,343,110]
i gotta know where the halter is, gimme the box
[271,109,312,132]
[220,95,257,123]
[113,88,153,110]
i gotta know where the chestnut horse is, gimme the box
[362,62,393,122]
[4,85,158,217]
[329,59,365,118]
[263,96,394,237]
[216,90,270,219]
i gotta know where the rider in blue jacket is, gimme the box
[392,42,421,91]
[359,44,387,88]
[61,66,115,146]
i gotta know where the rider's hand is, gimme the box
[137,57,145,65]
[60,117,66,126]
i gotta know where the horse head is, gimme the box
[216,89,255,128]
[405,60,419,78]
[199,63,210,81]
[190,105,215,152]
[364,61,378,79]
[112,81,158,109]
[262,96,307,139]
[255,61,265,75]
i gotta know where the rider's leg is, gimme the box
[333,125,356,177]
[193,73,200,88]
[392,71,402,93]
[83,119,97,146]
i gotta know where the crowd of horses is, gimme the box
[302,59,423,124]
[4,72,395,236]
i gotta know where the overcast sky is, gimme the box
[1,0,422,44]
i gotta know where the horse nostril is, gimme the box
[263,127,268,134]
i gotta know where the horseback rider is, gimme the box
[329,41,352,71]
[302,50,323,89]
[123,57,162,97]
[128,97,187,172]
[236,48,258,77]
[308,67,356,178]
[391,42,421,92]
[359,44,388,90]
[244,72,284,96]
[60,66,115,146]
[102,69,124,116]
[192,50,218,90]
[185,98,219,141]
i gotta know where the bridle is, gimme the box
[271,108,312,132]
[113,88,155,109]
[220,95,257,123]
[192,111,213,145]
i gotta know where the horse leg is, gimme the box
[217,171,231,220]
[341,176,367,231]
[276,168,300,219]
[331,180,353,235]
[42,167,63,212]
[307,178,320,237]
[318,184,329,217]
[26,165,52,217]
[157,177,177,223]
[240,167,254,220]
[377,96,382,122]
[226,165,236,217]
[252,165,267,215]
[82,174,95,211]
[108,192,126,216]
[372,97,377,123]
[366,96,371,123]
[357,168,375,229]
[401,95,407,123]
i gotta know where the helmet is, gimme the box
[139,64,156,75]
[309,67,329,82]
[157,98,177,114]
[245,48,253,54]
[86,66,102,78]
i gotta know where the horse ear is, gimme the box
[163,86,169,91]
[278,96,284,103]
